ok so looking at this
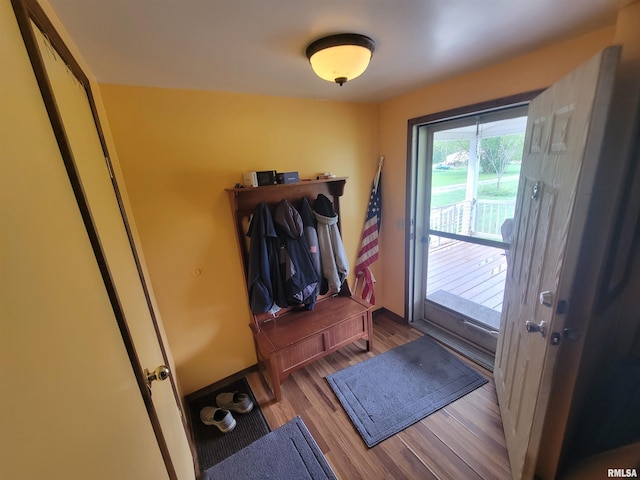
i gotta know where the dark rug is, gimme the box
[188,378,270,472]
[327,334,488,447]
[204,416,337,480]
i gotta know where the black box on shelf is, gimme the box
[256,170,277,186]
[276,171,300,184]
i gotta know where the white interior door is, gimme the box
[494,47,620,479]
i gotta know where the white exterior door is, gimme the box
[494,47,620,479]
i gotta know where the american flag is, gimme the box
[354,168,382,304]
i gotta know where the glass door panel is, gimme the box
[421,106,528,347]
[426,235,507,331]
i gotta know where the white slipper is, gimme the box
[216,392,254,414]
[200,406,236,433]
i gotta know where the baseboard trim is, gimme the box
[374,307,407,325]
[184,364,258,403]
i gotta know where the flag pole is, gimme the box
[374,156,384,193]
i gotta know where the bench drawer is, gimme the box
[278,313,367,373]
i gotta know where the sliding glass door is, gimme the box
[414,105,529,360]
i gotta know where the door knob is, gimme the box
[145,365,170,386]
[525,320,547,337]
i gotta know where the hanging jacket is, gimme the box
[313,194,349,295]
[246,203,283,314]
[274,199,319,307]
[298,197,321,306]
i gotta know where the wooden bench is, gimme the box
[227,178,373,401]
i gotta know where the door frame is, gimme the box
[404,90,544,367]
[11,1,194,477]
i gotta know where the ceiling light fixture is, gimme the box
[305,33,376,86]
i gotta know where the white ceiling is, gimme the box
[47,0,618,103]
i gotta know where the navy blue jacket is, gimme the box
[246,203,284,314]
[274,199,319,308]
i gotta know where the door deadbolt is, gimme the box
[532,182,541,201]
[525,320,547,337]
[145,365,170,386]
[539,291,553,307]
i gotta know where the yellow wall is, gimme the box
[615,1,640,74]
[377,26,616,316]
[98,86,379,394]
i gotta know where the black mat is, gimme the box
[327,335,488,447]
[188,378,270,471]
[204,416,337,480]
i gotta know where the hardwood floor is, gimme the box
[246,310,512,479]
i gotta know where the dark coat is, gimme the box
[274,199,319,308]
[246,203,284,314]
[299,197,321,304]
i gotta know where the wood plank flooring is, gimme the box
[246,310,512,480]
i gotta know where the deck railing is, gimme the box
[430,199,515,240]
[475,199,516,238]
[430,201,472,235]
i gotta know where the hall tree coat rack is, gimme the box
[227,178,373,401]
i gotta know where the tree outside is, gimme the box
[432,139,470,166]
[479,134,525,188]
[431,134,525,239]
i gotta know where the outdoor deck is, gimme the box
[427,239,508,315]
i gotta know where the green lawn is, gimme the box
[431,164,521,188]
[431,164,521,208]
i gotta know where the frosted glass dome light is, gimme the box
[306,34,375,86]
